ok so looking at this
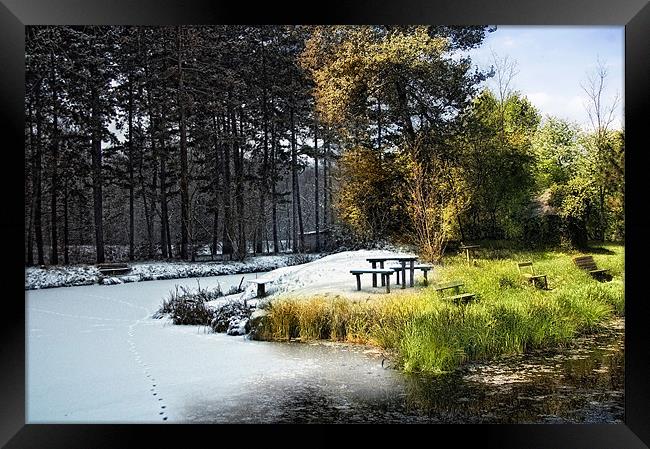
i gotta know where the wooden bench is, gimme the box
[350,269,395,293]
[96,263,131,276]
[516,261,548,289]
[573,255,610,281]
[414,264,433,285]
[388,264,432,285]
[248,278,272,298]
[434,280,476,304]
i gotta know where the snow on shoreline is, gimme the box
[25,254,323,290]
[198,250,423,336]
[234,249,422,302]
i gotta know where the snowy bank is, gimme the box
[25,254,323,290]
[235,249,424,302]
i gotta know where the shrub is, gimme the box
[154,283,222,325]
[210,300,252,332]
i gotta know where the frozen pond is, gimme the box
[26,274,623,423]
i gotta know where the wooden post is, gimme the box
[257,283,266,298]
[356,274,361,291]
[423,269,428,286]
[409,260,415,287]
[380,260,385,286]
[371,261,377,287]
[401,261,406,289]
[385,274,390,293]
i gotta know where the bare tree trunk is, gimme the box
[297,175,305,251]
[222,111,233,259]
[291,107,297,252]
[34,88,45,266]
[49,50,59,265]
[159,111,169,259]
[177,27,190,260]
[26,100,36,265]
[256,70,269,255]
[128,71,135,261]
[63,176,69,264]
[286,176,292,252]
[166,209,172,258]
[140,117,155,259]
[90,79,105,264]
[211,112,221,258]
[314,119,320,251]
[271,121,279,254]
[290,105,304,251]
[235,108,246,259]
[142,40,156,258]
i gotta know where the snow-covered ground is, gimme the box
[26,272,400,423]
[25,254,322,290]
[236,249,425,301]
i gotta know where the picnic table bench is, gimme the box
[517,261,548,289]
[194,253,216,262]
[350,268,395,293]
[573,255,610,281]
[248,278,272,298]
[96,263,131,276]
[391,264,433,286]
[367,256,418,289]
[434,280,476,304]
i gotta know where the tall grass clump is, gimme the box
[255,292,428,345]
[399,305,491,372]
[370,293,432,348]
[260,298,301,340]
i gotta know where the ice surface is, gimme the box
[25,266,398,423]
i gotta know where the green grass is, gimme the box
[255,242,624,374]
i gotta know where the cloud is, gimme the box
[527,92,552,107]
[524,92,594,128]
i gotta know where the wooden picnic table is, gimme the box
[367,256,418,289]
[459,244,480,265]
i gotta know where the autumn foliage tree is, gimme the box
[301,25,493,258]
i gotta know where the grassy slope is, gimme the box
[256,243,624,374]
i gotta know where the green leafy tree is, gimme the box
[456,90,540,240]
[532,117,583,190]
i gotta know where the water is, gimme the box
[182,319,624,424]
[26,274,623,423]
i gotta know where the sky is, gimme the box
[466,26,624,131]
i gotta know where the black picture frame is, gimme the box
[2,0,648,447]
